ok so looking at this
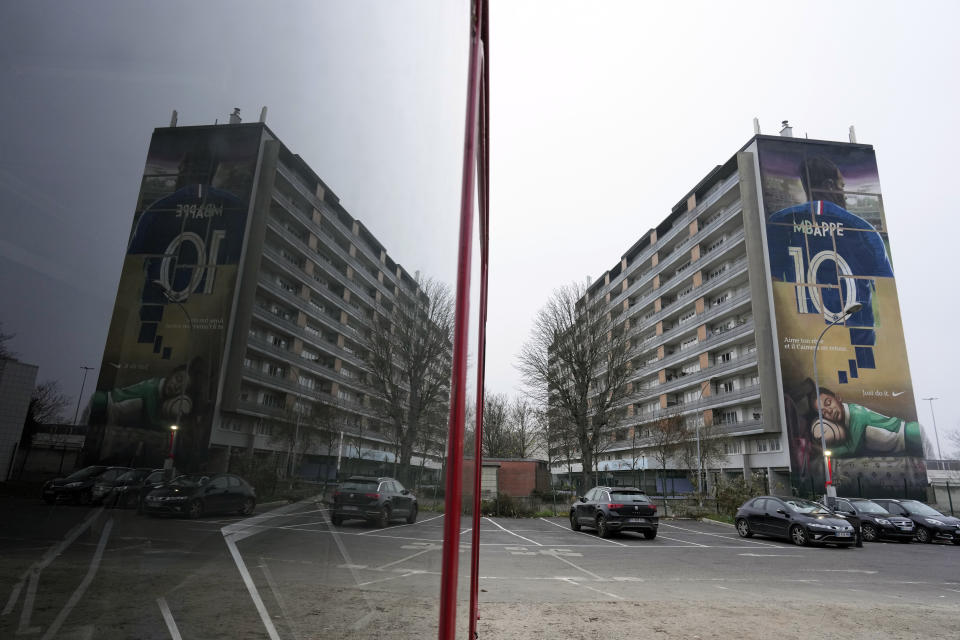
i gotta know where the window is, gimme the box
[723,441,742,455]
[719,381,734,393]
[299,376,315,389]
[679,310,695,324]
[756,439,768,452]
[718,352,732,363]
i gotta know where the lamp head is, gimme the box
[824,449,832,457]
[842,302,863,316]
[170,425,179,431]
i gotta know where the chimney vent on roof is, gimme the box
[170,110,178,128]
[848,125,857,143]
[259,106,268,123]
[753,117,761,135]
[779,120,793,137]
[229,108,241,124]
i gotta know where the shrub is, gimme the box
[714,473,768,518]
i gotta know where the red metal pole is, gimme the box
[468,3,490,638]
[437,1,485,638]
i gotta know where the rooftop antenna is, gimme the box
[170,110,178,127]
[229,108,241,125]
[848,125,857,143]
[753,117,760,135]
[259,106,268,123]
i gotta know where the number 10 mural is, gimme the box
[757,138,927,498]
[89,126,262,468]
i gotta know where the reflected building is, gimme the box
[87,113,449,482]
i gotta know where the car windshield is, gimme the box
[340,481,379,492]
[901,501,944,517]
[64,466,105,481]
[852,500,888,514]
[115,470,145,483]
[783,499,831,514]
[610,491,648,501]
[171,475,210,488]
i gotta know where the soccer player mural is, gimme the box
[758,138,928,498]
[88,126,261,469]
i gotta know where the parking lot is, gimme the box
[2,497,959,639]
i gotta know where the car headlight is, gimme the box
[925,518,945,526]
[875,518,890,525]
[808,523,830,529]
[65,482,84,488]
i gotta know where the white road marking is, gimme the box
[259,559,301,640]
[376,547,435,570]
[545,550,605,581]
[738,553,803,558]
[356,572,416,587]
[484,517,542,546]
[537,517,628,546]
[562,578,622,600]
[656,534,709,547]
[156,597,183,640]
[3,506,103,619]
[944,588,960,594]
[355,513,443,535]
[810,569,878,574]
[659,522,784,548]
[40,518,114,640]
[224,534,281,640]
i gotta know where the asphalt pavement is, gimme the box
[1,496,958,639]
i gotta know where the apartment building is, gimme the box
[562,126,925,499]
[88,114,449,481]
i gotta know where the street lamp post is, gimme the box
[813,302,862,502]
[72,366,95,425]
[166,425,179,476]
[921,397,942,462]
[153,280,194,477]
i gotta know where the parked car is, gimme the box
[331,476,417,527]
[569,486,658,539]
[871,499,960,545]
[42,466,129,505]
[831,497,914,543]
[96,468,165,508]
[141,473,256,518]
[735,496,856,547]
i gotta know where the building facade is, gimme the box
[0,358,39,481]
[558,129,925,499]
[87,117,449,482]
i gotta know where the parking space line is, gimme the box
[258,558,300,640]
[537,517,628,547]
[375,547,435,571]
[658,523,785,548]
[547,552,604,581]
[355,513,442,535]
[484,517,543,546]
[656,533,709,547]
[156,597,183,640]
[564,579,623,600]
[356,572,417,588]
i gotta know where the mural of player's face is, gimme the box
[165,369,189,397]
[817,392,844,423]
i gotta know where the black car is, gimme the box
[872,499,960,545]
[735,496,856,547]
[42,466,130,505]
[95,467,165,508]
[331,476,417,527]
[831,497,914,543]
[570,486,658,539]
[141,473,256,518]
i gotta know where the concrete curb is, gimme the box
[700,517,734,527]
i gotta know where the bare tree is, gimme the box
[481,392,513,458]
[649,409,686,498]
[26,380,70,426]
[678,417,731,498]
[0,322,16,360]
[946,428,960,460]
[518,282,632,490]
[365,275,453,482]
[510,397,540,458]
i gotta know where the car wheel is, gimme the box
[596,515,610,539]
[187,499,203,519]
[239,498,255,516]
[790,524,809,546]
[78,489,92,506]
[915,526,932,544]
[861,523,878,542]
[377,506,391,528]
[331,514,343,526]
[643,530,657,540]
[406,504,418,524]
[569,511,581,531]
[735,518,753,538]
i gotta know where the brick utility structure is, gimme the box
[463,457,551,498]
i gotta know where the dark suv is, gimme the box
[832,497,914,543]
[331,477,418,527]
[872,499,960,544]
[570,486,658,539]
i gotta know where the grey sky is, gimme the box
[1,1,958,448]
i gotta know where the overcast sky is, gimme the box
[1,1,958,450]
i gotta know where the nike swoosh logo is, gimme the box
[891,391,905,397]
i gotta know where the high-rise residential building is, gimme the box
[560,126,925,499]
[86,115,450,482]
[0,358,39,481]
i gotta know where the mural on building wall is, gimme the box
[89,127,261,468]
[758,138,927,498]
